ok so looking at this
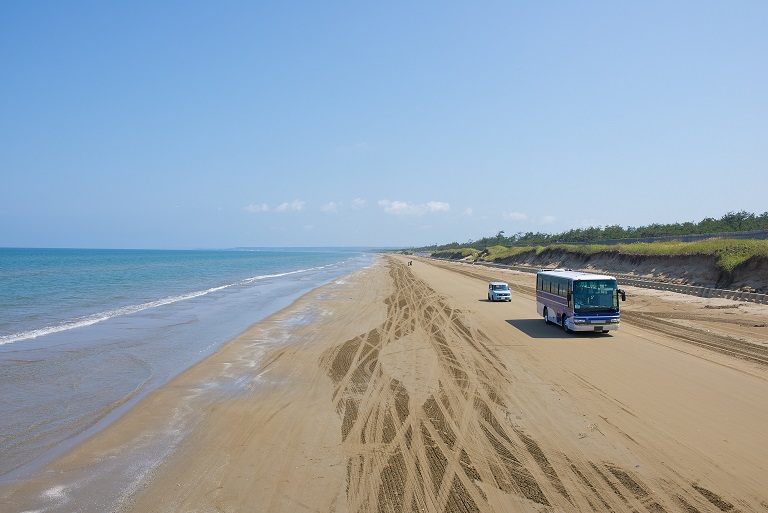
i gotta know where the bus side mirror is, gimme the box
[567,292,572,302]
[618,289,626,301]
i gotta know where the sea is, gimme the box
[0,247,375,485]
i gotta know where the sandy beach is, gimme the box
[3,255,768,512]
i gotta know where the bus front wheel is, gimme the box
[561,315,570,333]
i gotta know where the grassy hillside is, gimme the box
[460,239,768,273]
[430,248,481,260]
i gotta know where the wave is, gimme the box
[0,264,337,347]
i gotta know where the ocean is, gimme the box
[0,247,374,483]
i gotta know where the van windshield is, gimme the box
[573,279,619,313]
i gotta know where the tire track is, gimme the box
[320,260,556,511]
[621,311,768,366]
[320,258,752,512]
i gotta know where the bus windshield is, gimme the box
[573,279,619,313]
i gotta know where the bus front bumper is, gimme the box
[570,318,620,332]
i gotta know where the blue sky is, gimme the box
[2,1,766,249]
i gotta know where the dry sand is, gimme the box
[2,255,768,512]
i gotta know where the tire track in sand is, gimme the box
[320,259,751,512]
[320,260,564,512]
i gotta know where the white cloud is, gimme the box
[378,200,451,216]
[321,201,339,213]
[540,215,557,224]
[426,201,450,212]
[246,203,270,213]
[351,198,367,209]
[275,200,305,213]
[378,200,410,215]
[504,211,528,221]
[463,207,473,217]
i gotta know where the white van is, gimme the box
[488,282,512,302]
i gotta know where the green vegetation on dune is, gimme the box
[479,245,536,259]
[472,239,768,273]
[431,248,481,260]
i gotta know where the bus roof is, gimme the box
[536,268,617,281]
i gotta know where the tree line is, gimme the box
[416,211,768,251]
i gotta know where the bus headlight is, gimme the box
[610,318,620,323]
[574,319,586,324]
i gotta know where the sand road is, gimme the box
[4,255,767,512]
[376,257,768,512]
[317,256,768,512]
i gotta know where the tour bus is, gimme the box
[536,269,626,333]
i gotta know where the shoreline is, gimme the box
[0,259,388,512]
[0,249,375,487]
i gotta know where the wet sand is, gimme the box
[3,255,768,512]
